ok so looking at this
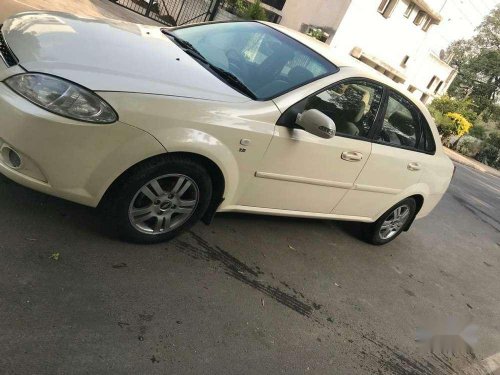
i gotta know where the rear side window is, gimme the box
[377,93,421,149]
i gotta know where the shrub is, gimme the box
[469,124,487,140]
[307,27,329,42]
[456,136,482,157]
[476,143,500,169]
[429,96,478,123]
[242,0,267,20]
[225,0,266,20]
[226,0,245,13]
[433,112,456,143]
[485,132,500,149]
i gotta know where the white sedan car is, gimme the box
[0,12,454,245]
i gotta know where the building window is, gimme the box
[434,81,443,93]
[261,0,287,11]
[378,0,399,18]
[414,10,426,25]
[421,93,429,104]
[422,16,433,31]
[401,55,410,67]
[408,85,417,93]
[427,75,438,89]
[404,2,415,18]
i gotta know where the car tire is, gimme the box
[104,155,213,244]
[363,198,417,246]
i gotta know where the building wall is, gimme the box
[279,0,351,39]
[329,0,455,102]
[331,0,427,72]
[274,0,456,102]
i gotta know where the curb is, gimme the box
[444,148,500,178]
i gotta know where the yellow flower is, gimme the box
[445,112,472,137]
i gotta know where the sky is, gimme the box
[426,0,500,52]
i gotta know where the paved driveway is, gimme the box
[1,2,500,374]
[2,162,499,375]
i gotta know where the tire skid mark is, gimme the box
[452,194,500,232]
[175,231,314,317]
[362,334,444,375]
[174,231,485,374]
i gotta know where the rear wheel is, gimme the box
[105,156,212,243]
[364,198,416,245]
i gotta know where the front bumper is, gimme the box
[0,83,166,207]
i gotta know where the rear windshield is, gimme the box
[172,22,338,100]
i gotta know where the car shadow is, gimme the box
[0,174,105,238]
[214,212,367,243]
[0,173,368,244]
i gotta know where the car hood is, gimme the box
[2,12,249,102]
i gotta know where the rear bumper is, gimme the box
[0,83,166,207]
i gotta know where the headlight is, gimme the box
[4,73,118,124]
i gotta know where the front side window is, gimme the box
[171,22,338,100]
[303,81,384,138]
[377,93,421,148]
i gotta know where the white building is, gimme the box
[263,0,460,104]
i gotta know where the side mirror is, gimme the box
[296,109,336,139]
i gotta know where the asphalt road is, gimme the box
[1,2,500,374]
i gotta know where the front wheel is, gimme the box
[364,198,416,245]
[105,156,212,244]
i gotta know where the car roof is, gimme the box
[259,21,430,115]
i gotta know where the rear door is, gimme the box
[333,90,433,219]
[238,79,384,213]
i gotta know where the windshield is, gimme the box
[171,22,338,100]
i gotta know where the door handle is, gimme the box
[407,162,421,171]
[341,151,363,162]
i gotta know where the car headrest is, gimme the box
[342,86,366,123]
[388,111,415,135]
[288,67,314,83]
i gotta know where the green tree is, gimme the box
[447,5,500,119]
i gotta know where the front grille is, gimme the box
[0,25,18,67]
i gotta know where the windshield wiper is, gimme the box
[162,29,256,100]
[162,29,206,61]
[209,66,257,100]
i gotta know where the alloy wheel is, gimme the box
[128,174,199,235]
[379,204,410,240]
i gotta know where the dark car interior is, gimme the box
[304,84,373,137]
[173,22,337,100]
[378,109,419,148]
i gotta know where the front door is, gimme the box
[238,79,384,213]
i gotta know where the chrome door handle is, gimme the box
[341,151,363,162]
[407,162,421,171]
